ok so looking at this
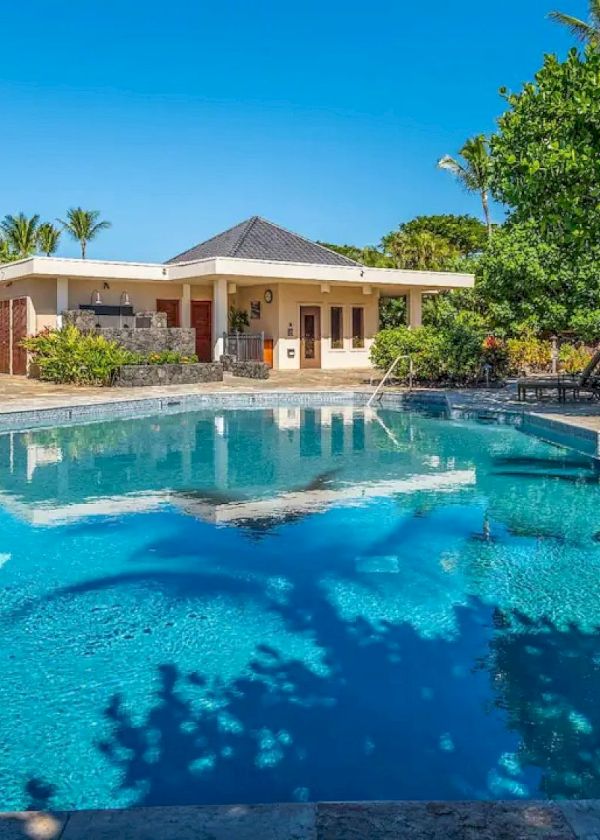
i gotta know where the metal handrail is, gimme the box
[367,353,414,408]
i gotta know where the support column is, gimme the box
[407,290,422,328]
[56,277,69,328]
[212,277,228,361]
[181,284,191,328]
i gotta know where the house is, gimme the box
[0,216,474,374]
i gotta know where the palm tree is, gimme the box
[438,135,493,239]
[384,230,459,271]
[37,222,61,256]
[0,213,40,258]
[0,238,14,264]
[58,207,111,258]
[549,1,600,48]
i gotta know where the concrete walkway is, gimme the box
[1,800,600,839]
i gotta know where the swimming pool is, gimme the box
[1,404,600,810]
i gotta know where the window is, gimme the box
[330,306,343,349]
[352,307,364,349]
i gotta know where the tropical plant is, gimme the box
[549,0,600,48]
[318,241,395,268]
[22,325,131,385]
[559,343,593,374]
[506,336,553,374]
[229,306,250,333]
[383,229,459,271]
[125,350,199,365]
[438,136,493,239]
[0,237,15,263]
[58,207,111,258]
[37,222,61,256]
[0,213,40,258]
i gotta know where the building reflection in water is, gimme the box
[0,406,474,532]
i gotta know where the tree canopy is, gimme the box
[491,47,600,246]
[399,215,488,256]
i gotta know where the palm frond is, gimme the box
[548,9,597,42]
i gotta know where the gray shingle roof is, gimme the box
[166,216,359,266]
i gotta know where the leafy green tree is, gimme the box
[438,136,493,239]
[58,207,111,258]
[383,229,460,271]
[475,222,600,336]
[379,297,407,329]
[399,214,488,256]
[549,0,600,48]
[0,213,40,258]
[37,222,61,256]
[491,48,600,247]
[318,241,395,267]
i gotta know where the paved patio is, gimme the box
[0,370,374,414]
[1,799,599,839]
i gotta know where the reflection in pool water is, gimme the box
[1,405,600,810]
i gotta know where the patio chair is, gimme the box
[517,346,600,402]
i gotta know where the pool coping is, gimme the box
[0,386,598,460]
[0,798,597,838]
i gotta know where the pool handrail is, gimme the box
[367,353,414,407]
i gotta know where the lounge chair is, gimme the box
[517,346,600,402]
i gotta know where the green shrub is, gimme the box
[23,326,131,385]
[128,350,199,365]
[506,336,552,374]
[559,343,593,375]
[370,316,507,384]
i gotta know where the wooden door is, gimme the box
[263,338,274,368]
[191,301,212,362]
[0,301,10,374]
[11,298,28,376]
[300,307,321,369]
[156,299,180,328]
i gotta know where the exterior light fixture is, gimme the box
[91,290,102,305]
[120,291,131,306]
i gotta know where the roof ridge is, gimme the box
[230,216,260,257]
[165,217,255,263]
[251,216,360,265]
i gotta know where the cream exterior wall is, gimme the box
[0,277,59,332]
[0,272,419,372]
[275,283,379,370]
[230,283,280,361]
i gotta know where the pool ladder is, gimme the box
[367,353,414,408]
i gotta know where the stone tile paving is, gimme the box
[3,801,600,839]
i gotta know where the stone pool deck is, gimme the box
[2,800,600,839]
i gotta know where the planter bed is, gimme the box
[113,362,223,387]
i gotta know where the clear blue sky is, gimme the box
[0,0,584,261]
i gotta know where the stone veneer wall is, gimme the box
[221,355,270,380]
[62,310,195,356]
[113,363,223,387]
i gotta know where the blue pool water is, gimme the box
[1,404,600,810]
